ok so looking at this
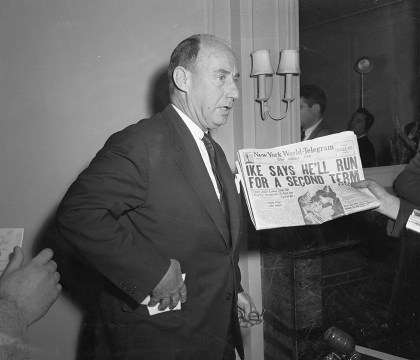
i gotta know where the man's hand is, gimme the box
[237,291,259,328]
[352,179,400,220]
[0,247,62,326]
[148,259,186,311]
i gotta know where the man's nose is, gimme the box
[227,81,240,99]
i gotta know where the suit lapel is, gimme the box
[213,142,241,249]
[162,105,232,249]
[309,121,323,140]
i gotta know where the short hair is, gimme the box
[353,107,375,130]
[300,84,327,115]
[167,34,230,94]
[315,189,336,200]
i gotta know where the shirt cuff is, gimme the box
[387,199,414,238]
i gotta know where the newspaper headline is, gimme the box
[236,131,380,230]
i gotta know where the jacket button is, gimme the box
[226,293,232,300]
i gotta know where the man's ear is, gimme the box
[312,103,321,114]
[172,66,191,93]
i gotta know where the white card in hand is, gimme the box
[407,209,420,234]
[141,273,186,315]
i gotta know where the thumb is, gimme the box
[3,246,24,275]
[351,180,369,189]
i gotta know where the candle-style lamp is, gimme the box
[250,49,300,121]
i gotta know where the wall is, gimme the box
[300,0,419,166]
[0,1,228,359]
[0,0,298,359]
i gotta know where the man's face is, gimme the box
[321,205,334,218]
[348,112,367,137]
[300,97,317,129]
[186,43,240,131]
[311,200,322,213]
[319,195,333,205]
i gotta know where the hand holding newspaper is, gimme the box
[236,132,380,230]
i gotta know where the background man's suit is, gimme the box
[307,120,331,140]
[357,135,376,168]
[55,104,244,360]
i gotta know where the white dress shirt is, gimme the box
[303,118,323,141]
[172,105,221,200]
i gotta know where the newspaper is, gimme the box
[236,131,380,230]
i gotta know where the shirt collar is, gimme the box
[305,118,323,136]
[172,104,206,140]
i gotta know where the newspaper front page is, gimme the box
[236,131,380,230]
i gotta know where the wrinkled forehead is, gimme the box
[197,40,238,69]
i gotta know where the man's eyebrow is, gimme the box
[215,69,240,78]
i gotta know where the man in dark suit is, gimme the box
[347,107,376,168]
[54,34,257,360]
[300,84,331,141]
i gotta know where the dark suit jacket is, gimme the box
[389,145,420,238]
[55,104,244,360]
[307,119,331,140]
[357,135,376,168]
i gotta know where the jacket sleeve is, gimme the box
[56,128,170,304]
[0,300,29,360]
[389,144,420,238]
[394,146,420,205]
[387,199,418,238]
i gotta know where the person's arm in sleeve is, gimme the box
[0,299,28,360]
[0,247,61,360]
[56,129,182,306]
[394,145,420,205]
[386,198,418,238]
[352,179,418,238]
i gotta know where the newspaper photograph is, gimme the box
[236,131,380,230]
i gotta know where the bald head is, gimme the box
[168,34,234,95]
[168,34,239,132]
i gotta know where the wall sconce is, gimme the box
[354,56,373,108]
[250,49,300,121]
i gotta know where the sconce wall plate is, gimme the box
[354,56,373,74]
[354,56,373,108]
[250,49,300,121]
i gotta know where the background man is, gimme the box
[54,34,257,360]
[347,107,376,168]
[300,84,331,140]
[300,84,331,141]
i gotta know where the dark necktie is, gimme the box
[301,128,306,141]
[202,133,230,223]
